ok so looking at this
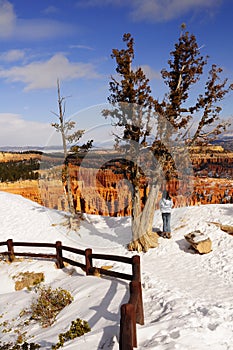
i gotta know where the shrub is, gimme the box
[0,342,40,349]
[30,286,73,327]
[52,319,91,349]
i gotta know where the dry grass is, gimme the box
[12,271,44,291]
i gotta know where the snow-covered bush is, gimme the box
[30,286,73,327]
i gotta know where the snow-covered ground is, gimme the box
[0,191,232,349]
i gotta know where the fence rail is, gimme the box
[0,238,144,349]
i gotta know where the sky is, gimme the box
[0,191,232,348]
[0,0,233,147]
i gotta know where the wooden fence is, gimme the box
[0,239,144,350]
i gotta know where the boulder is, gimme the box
[184,230,212,254]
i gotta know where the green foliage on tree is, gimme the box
[103,33,154,145]
[160,27,233,144]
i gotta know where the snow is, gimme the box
[0,191,232,349]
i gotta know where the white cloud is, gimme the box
[69,44,95,51]
[0,49,25,62]
[0,0,74,41]
[130,0,222,22]
[0,113,59,147]
[139,65,161,80]
[0,0,15,37]
[0,53,101,91]
[76,0,222,22]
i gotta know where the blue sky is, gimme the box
[0,0,233,146]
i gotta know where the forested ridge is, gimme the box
[0,158,40,182]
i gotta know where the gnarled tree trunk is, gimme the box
[128,183,159,252]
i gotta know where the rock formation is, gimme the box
[184,231,212,254]
[0,149,232,216]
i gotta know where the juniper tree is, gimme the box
[103,33,159,251]
[103,30,232,252]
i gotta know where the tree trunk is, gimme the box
[128,183,159,252]
[59,99,78,227]
[63,163,75,216]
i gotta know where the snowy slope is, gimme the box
[0,191,232,349]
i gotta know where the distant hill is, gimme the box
[0,145,63,153]
[212,135,233,151]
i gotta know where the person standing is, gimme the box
[159,190,173,238]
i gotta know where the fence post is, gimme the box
[130,281,144,326]
[132,255,141,282]
[7,239,15,262]
[55,241,64,269]
[85,248,92,275]
[119,303,137,350]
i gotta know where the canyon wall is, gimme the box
[0,150,232,216]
